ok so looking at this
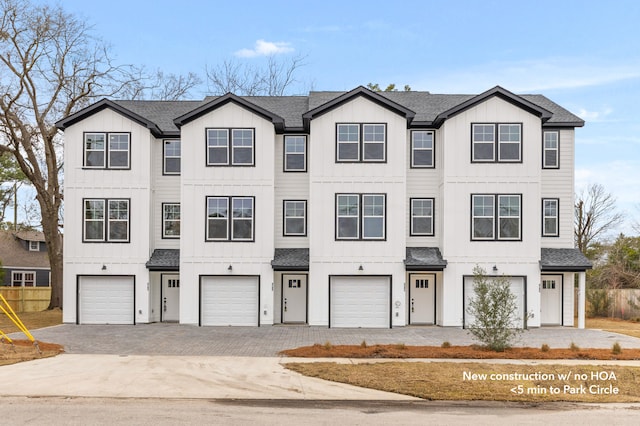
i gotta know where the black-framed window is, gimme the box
[542,198,559,237]
[336,193,385,240]
[543,131,559,169]
[206,196,254,241]
[84,132,130,169]
[283,200,306,236]
[163,140,181,174]
[162,203,181,238]
[83,198,130,242]
[410,198,434,236]
[336,123,386,162]
[471,194,521,241]
[471,123,521,163]
[284,135,307,171]
[206,128,254,166]
[411,130,434,168]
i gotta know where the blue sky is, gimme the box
[31,1,640,233]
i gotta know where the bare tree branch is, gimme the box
[575,183,624,254]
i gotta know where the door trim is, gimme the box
[281,273,308,324]
[408,273,436,325]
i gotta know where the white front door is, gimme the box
[540,275,562,325]
[282,274,307,323]
[410,274,435,325]
[162,274,180,322]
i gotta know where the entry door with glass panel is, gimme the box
[162,274,180,322]
[540,275,562,325]
[410,274,435,325]
[282,274,307,323]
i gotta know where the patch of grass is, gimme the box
[284,362,640,402]
[541,343,550,352]
[0,308,62,334]
[441,341,451,348]
[612,342,622,355]
[586,317,640,339]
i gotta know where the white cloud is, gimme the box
[234,39,294,58]
[575,107,613,122]
[413,58,640,94]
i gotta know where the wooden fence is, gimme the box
[0,287,51,312]
[576,288,640,319]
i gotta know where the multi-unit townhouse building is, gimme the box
[56,85,591,328]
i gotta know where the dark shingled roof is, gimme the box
[271,248,309,271]
[56,86,584,136]
[404,247,448,270]
[146,249,180,271]
[540,248,592,271]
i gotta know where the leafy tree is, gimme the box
[366,83,411,92]
[465,266,526,351]
[589,234,640,289]
[205,55,306,96]
[575,183,623,256]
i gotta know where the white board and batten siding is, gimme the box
[78,276,135,325]
[151,135,181,250]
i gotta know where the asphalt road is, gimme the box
[2,397,639,425]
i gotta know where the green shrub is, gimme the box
[441,341,451,348]
[360,340,368,348]
[570,342,580,351]
[541,344,550,352]
[586,289,612,317]
[612,342,622,355]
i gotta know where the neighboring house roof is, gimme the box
[13,230,47,242]
[404,247,448,271]
[0,230,50,269]
[540,248,592,272]
[55,86,584,137]
[271,248,309,271]
[146,249,180,271]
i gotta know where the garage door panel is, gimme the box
[464,276,525,329]
[330,276,390,328]
[79,276,134,325]
[201,276,259,326]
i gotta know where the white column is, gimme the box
[578,271,586,329]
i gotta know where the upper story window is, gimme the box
[206,196,254,241]
[83,198,130,243]
[162,203,181,238]
[543,131,559,169]
[163,140,181,174]
[284,136,307,172]
[542,198,559,237]
[336,193,386,240]
[410,198,434,236]
[206,128,255,166]
[471,124,521,163]
[84,132,130,169]
[283,200,306,236]
[471,194,521,241]
[411,130,434,168]
[336,123,386,163]
[29,241,40,251]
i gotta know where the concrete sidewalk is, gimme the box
[0,354,418,400]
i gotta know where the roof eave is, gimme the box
[540,264,592,272]
[405,264,447,271]
[146,265,180,271]
[543,121,585,128]
[271,264,309,271]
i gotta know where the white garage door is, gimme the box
[78,276,134,325]
[464,276,525,329]
[201,276,259,326]
[330,276,390,328]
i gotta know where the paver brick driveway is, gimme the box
[25,323,640,357]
